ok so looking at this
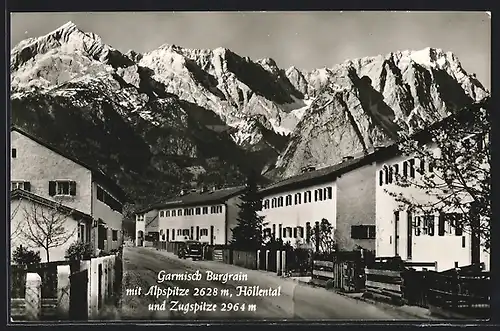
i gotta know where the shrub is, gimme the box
[12,246,41,265]
[325,279,334,290]
[65,242,93,261]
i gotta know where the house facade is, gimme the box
[375,143,490,272]
[10,189,93,263]
[135,186,245,246]
[335,162,377,252]
[258,156,380,252]
[259,176,337,248]
[135,208,159,247]
[10,127,126,258]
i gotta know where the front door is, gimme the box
[98,224,105,250]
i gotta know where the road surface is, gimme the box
[115,247,424,321]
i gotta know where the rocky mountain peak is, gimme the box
[10,23,490,204]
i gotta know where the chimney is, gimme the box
[301,165,316,173]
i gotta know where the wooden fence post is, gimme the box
[276,250,282,276]
[257,250,261,270]
[25,272,41,321]
[266,250,270,271]
[57,265,71,319]
[281,251,287,275]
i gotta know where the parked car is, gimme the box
[178,240,203,260]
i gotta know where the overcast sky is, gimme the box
[11,11,491,89]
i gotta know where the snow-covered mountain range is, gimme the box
[10,21,489,206]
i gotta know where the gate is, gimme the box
[267,250,277,272]
[69,270,88,320]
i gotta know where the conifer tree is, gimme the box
[231,170,266,251]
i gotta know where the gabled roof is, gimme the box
[258,149,393,196]
[11,126,127,202]
[136,186,246,214]
[10,189,93,221]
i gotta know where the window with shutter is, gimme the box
[69,181,77,196]
[326,186,333,199]
[393,164,399,176]
[403,161,408,177]
[428,161,435,173]
[414,216,421,236]
[49,181,56,196]
[407,159,416,178]
[12,181,30,191]
[438,213,445,236]
[427,215,435,236]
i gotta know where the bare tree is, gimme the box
[11,197,25,241]
[20,202,78,262]
[388,99,490,252]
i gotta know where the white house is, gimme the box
[135,186,245,246]
[259,167,337,248]
[134,207,159,247]
[375,136,490,272]
[11,126,127,258]
[10,189,93,263]
[259,156,380,253]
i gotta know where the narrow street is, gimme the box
[116,247,424,321]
